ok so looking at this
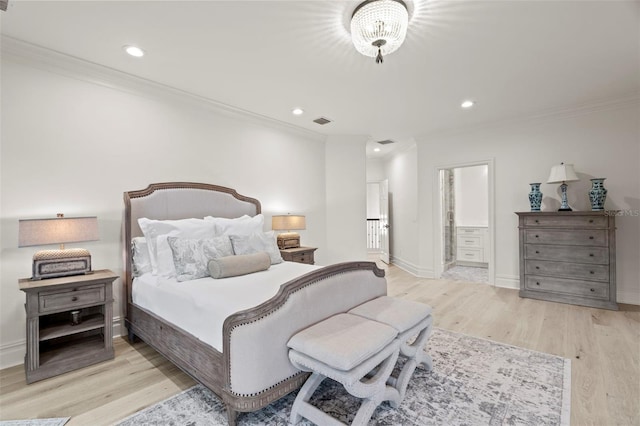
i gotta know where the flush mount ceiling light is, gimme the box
[292,108,304,116]
[351,0,409,64]
[124,45,145,57]
[461,100,475,109]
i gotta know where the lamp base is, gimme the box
[277,232,301,250]
[557,207,573,211]
[32,248,92,280]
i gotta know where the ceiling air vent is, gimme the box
[377,139,395,145]
[313,117,332,125]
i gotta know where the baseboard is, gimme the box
[390,256,434,278]
[0,316,124,370]
[495,274,520,289]
[617,290,640,306]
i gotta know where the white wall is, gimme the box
[325,135,368,264]
[454,165,489,227]
[413,102,640,303]
[0,51,328,367]
[385,144,423,275]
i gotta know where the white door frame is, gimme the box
[432,158,496,286]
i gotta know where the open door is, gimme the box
[379,179,390,264]
[441,169,456,271]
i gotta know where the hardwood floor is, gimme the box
[1,263,638,425]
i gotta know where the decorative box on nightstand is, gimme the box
[19,269,118,383]
[280,247,317,265]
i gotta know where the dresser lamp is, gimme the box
[547,163,579,211]
[18,214,99,280]
[272,214,306,249]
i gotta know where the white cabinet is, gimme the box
[456,227,489,265]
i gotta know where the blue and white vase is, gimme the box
[589,178,607,211]
[529,183,542,212]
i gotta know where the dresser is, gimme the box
[456,226,489,266]
[516,212,617,310]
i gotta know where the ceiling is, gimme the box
[1,1,638,158]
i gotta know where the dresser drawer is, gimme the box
[458,227,484,235]
[524,229,607,246]
[525,275,609,299]
[457,235,482,248]
[525,260,609,282]
[457,248,483,262]
[524,215,607,228]
[290,252,314,264]
[39,285,105,313]
[524,244,609,264]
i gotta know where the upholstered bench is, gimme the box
[287,313,402,426]
[349,296,433,400]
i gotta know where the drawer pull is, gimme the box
[590,288,595,292]
[590,271,594,274]
[535,266,540,269]
[535,235,539,238]
[535,219,539,223]
[589,253,594,257]
[589,236,594,240]
[465,240,474,243]
[71,296,78,302]
[589,220,594,223]
[536,282,540,286]
[535,250,540,254]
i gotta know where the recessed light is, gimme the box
[461,100,475,109]
[292,108,304,116]
[374,148,381,152]
[124,45,145,57]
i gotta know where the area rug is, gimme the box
[117,328,571,425]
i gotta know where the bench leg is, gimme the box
[390,318,433,401]
[290,372,326,425]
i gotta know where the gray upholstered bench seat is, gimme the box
[288,313,402,426]
[349,296,433,400]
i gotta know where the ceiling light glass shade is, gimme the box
[351,0,409,63]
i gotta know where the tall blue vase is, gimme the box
[529,183,542,212]
[589,178,607,211]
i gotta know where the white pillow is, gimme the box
[205,214,264,236]
[138,217,217,274]
[230,231,283,265]
[131,237,152,277]
[167,236,234,282]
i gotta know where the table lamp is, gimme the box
[272,214,306,249]
[547,163,579,211]
[19,214,99,279]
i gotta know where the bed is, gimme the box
[123,182,387,425]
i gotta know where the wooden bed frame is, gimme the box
[123,182,387,425]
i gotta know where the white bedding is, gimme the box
[132,261,320,351]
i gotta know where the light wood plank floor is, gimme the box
[1,263,638,425]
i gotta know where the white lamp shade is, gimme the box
[19,216,99,247]
[272,215,306,231]
[547,164,579,184]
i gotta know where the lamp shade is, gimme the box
[547,163,579,184]
[272,215,306,231]
[19,216,99,247]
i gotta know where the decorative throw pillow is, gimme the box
[131,237,152,277]
[229,231,283,265]
[205,214,264,236]
[138,217,217,274]
[167,236,234,282]
[208,252,271,279]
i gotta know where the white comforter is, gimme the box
[132,262,320,351]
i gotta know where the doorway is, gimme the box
[434,160,495,285]
[366,180,390,264]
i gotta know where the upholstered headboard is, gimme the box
[123,182,261,304]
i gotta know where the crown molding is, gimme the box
[417,93,640,141]
[1,36,326,142]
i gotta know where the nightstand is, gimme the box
[19,269,117,383]
[280,247,317,265]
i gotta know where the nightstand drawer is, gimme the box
[525,276,609,299]
[39,285,105,313]
[290,252,314,264]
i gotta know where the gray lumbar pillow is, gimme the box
[208,252,271,279]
